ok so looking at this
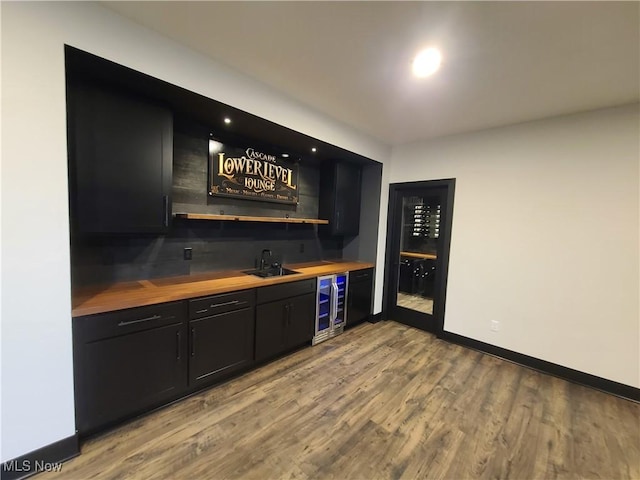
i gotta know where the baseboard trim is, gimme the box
[369,312,383,323]
[441,331,640,403]
[1,434,79,480]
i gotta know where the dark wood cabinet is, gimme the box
[255,280,316,362]
[69,83,173,234]
[72,281,325,436]
[287,294,317,347]
[73,302,187,435]
[255,299,288,360]
[188,291,255,388]
[319,162,362,236]
[347,268,374,327]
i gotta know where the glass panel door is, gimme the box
[395,195,441,315]
[334,273,348,327]
[385,181,454,334]
[317,276,332,334]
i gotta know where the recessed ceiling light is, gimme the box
[224,117,232,124]
[311,147,317,153]
[282,153,289,158]
[412,47,442,78]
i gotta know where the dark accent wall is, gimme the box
[343,162,383,263]
[172,131,320,218]
[71,131,342,287]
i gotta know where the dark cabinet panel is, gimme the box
[255,292,315,362]
[287,293,316,347]
[69,83,173,233]
[189,307,255,388]
[347,268,374,326]
[335,163,362,235]
[319,162,362,237]
[256,279,315,304]
[255,299,288,362]
[349,268,374,284]
[74,320,187,434]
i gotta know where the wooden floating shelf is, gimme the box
[174,213,329,225]
[400,251,437,260]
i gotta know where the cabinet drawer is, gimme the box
[257,279,316,304]
[189,289,254,319]
[74,301,185,342]
[350,268,374,283]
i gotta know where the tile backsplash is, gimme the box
[71,220,342,287]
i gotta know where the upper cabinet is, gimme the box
[68,83,173,234]
[318,161,362,237]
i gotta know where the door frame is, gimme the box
[382,179,456,336]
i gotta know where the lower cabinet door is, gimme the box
[256,293,316,362]
[287,293,316,348]
[77,322,187,434]
[347,277,374,326]
[255,299,288,362]
[189,307,255,387]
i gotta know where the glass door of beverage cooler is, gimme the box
[315,276,333,343]
[334,273,348,328]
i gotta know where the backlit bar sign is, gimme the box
[209,141,299,204]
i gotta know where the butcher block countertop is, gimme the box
[72,260,374,317]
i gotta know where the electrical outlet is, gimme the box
[490,320,500,332]
[183,247,192,260]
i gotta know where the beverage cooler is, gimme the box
[313,273,349,345]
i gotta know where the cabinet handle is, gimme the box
[283,304,289,327]
[163,195,169,227]
[336,210,340,231]
[331,283,339,322]
[210,300,240,309]
[118,314,161,327]
[191,328,196,357]
[176,331,181,360]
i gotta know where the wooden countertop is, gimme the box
[72,260,374,317]
[400,251,437,260]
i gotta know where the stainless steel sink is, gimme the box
[244,267,300,278]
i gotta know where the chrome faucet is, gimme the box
[259,249,272,271]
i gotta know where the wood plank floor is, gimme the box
[38,321,639,480]
[397,293,434,315]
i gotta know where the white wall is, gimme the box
[390,105,640,388]
[0,1,389,461]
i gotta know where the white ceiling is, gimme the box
[103,1,639,145]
